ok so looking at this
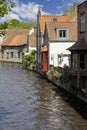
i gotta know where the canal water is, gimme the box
[0,62,87,130]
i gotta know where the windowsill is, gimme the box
[57,38,69,41]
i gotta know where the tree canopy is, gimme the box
[63,3,78,15]
[6,19,37,29]
[0,0,14,36]
[0,0,14,17]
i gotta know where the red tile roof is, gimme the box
[66,12,77,22]
[1,29,29,47]
[46,22,77,41]
[39,12,77,33]
[6,29,29,36]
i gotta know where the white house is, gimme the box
[37,8,78,72]
[42,14,77,71]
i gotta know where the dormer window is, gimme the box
[53,18,57,22]
[56,29,69,41]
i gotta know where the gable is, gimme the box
[46,22,77,41]
[39,12,77,33]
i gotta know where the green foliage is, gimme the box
[23,50,35,63]
[23,50,35,70]
[6,19,37,29]
[0,22,8,29]
[0,0,14,17]
[23,54,34,64]
[0,0,14,36]
[6,19,20,28]
[63,8,73,15]
[60,65,71,82]
[63,3,78,15]
[19,22,37,29]
[0,22,8,36]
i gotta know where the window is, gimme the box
[80,13,85,32]
[72,53,85,69]
[59,30,66,37]
[18,52,20,58]
[6,52,9,59]
[80,54,85,69]
[72,53,78,68]
[57,29,69,40]
[11,52,13,58]
[51,54,53,61]
[53,18,57,22]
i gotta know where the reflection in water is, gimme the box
[0,62,87,130]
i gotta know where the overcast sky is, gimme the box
[1,0,85,23]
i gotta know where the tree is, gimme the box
[6,19,37,29]
[63,3,78,15]
[0,0,14,36]
[0,0,14,17]
[23,50,35,70]
[63,7,73,15]
[7,19,21,28]
[0,22,8,35]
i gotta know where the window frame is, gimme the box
[80,12,85,33]
[72,53,85,70]
[11,52,13,58]
[53,18,57,22]
[18,52,20,58]
[72,53,78,69]
[80,53,85,69]
[56,28,69,41]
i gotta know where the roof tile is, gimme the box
[68,38,87,51]
[39,12,77,33]
[46,22,77,41]
[1,29,29,46]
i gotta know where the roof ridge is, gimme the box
[66,12,77,22]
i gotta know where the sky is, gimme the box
[1,0,85,23]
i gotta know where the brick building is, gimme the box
[68,0,87,103]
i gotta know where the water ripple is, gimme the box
[0,63,87,130]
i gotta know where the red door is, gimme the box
[42,52,48,72]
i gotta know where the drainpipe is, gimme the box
[77,54,80,97]
[27,34,29,53]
